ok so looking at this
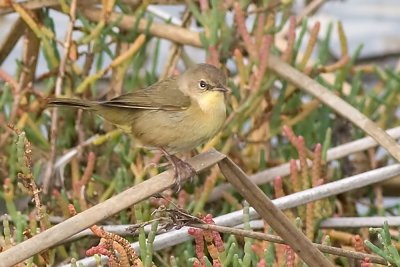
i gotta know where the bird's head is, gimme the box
[179,64,228,112]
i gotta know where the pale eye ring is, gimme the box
[199,80,207,89]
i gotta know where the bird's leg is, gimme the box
[160,148,197,191]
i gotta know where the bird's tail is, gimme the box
[47,98,95,110]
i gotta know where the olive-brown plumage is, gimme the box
[47,64,228,187]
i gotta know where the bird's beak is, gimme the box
[211,85,230,93]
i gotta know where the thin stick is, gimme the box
[64,215,400,243]
[80,7,201,47]
[240,218,400,232]
[218,157,334,267]
[320,217,400,229]
[0,0,185,15]
[0,18,25,65]
[295,0,325,25]
[0,68,19,91]
[43,0,78,194]
[0,0,96,15]
[159,8,192,80]
[0,150,226,267]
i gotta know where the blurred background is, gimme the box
[1,0,400,266]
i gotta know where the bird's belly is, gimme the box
[130,107,225,153]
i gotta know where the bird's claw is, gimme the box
[170,156,196,192]
[160,148,197,192]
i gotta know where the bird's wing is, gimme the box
[99,77,191,111]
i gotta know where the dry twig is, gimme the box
[43,0,78,194]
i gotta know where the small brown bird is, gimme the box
[48,64,228,188]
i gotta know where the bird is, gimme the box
[47,63,228,189]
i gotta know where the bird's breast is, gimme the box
[166,92,226,151]
[129,92,226,153]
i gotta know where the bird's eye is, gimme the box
[199,80,207,89]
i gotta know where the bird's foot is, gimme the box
[170,155,197,191]
[161,148,196,191]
